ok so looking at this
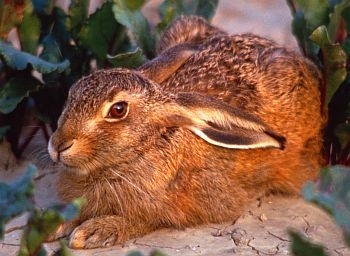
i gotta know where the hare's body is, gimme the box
[48,16,323,248]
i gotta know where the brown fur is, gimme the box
[47,16,323,248]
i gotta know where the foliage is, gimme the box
[289,231,328,256]
[289,165,350,255]
[0,165,84,256]
[303,166,350,246]
[287,0,350,165]
[287,1,350,254]
[0,0,218,157]
[127,250,167,256]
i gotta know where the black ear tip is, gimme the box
[279,137,286,150]
[265,131,286,150]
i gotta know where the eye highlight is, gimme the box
[107,101,129,119]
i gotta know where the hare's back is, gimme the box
[160,33,322,142]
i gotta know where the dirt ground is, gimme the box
[1,0,349,255]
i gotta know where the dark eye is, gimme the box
[108,101,129,119]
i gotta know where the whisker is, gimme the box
[110,169,149,197]
[103,177,126,232]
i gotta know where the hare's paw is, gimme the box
[68,215,120,249]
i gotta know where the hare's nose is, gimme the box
[48,137,75,162]
[57,140,75,153]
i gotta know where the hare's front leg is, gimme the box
[68,215,153,249]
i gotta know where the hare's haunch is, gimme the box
[47,16,323,249]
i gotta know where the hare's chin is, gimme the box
[62,164,90,176]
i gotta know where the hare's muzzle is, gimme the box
[48,135,75,163]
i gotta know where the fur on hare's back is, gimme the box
[47,16,323,248]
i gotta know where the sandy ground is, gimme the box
[1,0,349,255]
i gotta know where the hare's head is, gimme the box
[48,69,285,176]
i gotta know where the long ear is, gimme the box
[137,44,198,84]
[157,92,286,150]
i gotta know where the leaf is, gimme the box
[19,198,84,255]
[0,41,70,73]
[126,250,167,256]
[40,34,70,85]
[79,1,123,63]
[303,166,350,245]
[125,0,145,11]
[32,0,54,15]
[289,231,328,256]
[67,0,89,39]
[193,0,218,20]
[0,165,36,239]
[55,240,74,256]
[296,0,330,31]
[290,0,330,57]
[54,198,86,221]
[18,2,41,54]
[49,7,71,46]
[158,0,218,32]
[0,76,41,114]
[328,1,350,41]
[309,25,331,47]
[113,0,155,58]
[107,47,147,68]
[310,26,347,106]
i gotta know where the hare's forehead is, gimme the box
[64,72,160,116]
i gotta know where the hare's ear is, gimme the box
[161,93,286,150]
[138,44,197,84]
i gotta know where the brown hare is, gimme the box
[47,15,323,249]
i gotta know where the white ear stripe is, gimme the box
[188,126,282,149]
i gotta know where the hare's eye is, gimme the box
[108,101,129,119]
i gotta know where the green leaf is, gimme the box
[55,240,74,256]
[159,0,218,20]
[290,9,320,57]
[158,0,218,32]
[0,165,36,239]
[79,1,123,63]
[67,0,89,39]
[0,41,70,73]
[32,0,54,15]
[19,198,84,255]
[40,34,70,85]
[296,0,330,31]
[50,7,71,46]
[289,231,328,256]
[18,2,41,54]
[126,250,167,256]
[193,0,218,20]
[107,47,147,68]
[55,198,86,221]
[309,25,331,47]
[125,0,145,11]
[0,76,41,114]
[113,0,155,58]
[310,26,347,106]
[290,0,330,57]
[328,1,350,41]
[302,166,350,245]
